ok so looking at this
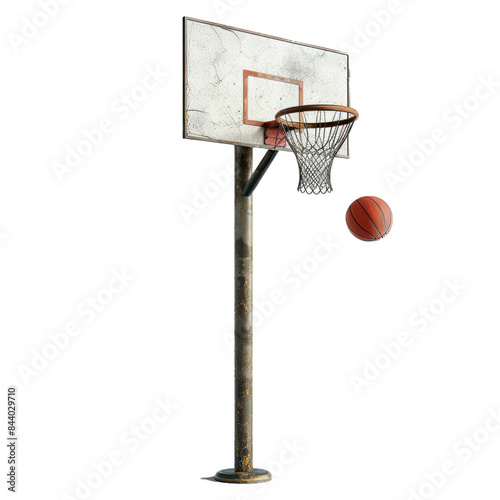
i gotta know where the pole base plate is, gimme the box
[214,468,272,484]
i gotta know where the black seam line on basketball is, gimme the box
[348,208,376,239]
[381,221,393,237]
[355,200,383,238]
[379,213,392,237]
[349,227,376,240]
[349,207,376,239]
[381,222,392,237]
[366,197,386,232]
[381,216,393,237]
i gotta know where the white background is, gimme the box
[1,1,499,500]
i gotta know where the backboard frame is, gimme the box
[183,17,351,158]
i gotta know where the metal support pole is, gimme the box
[234,145,254,473]
[214,146,271,484]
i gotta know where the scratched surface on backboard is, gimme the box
[183,18,350,156]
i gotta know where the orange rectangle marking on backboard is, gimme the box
[243,70,304,127]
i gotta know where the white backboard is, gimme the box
[183,17,351,157]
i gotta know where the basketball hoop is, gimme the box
[276,105,359,194]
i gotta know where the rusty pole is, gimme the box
[214,146,271,484]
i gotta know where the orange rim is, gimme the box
[276,104,359,129]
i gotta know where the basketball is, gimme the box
[346,196,393,241]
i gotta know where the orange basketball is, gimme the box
[346,196,393,241]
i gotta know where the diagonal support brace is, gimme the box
[242,150,279,197]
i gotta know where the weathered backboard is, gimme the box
[183,17,351,157]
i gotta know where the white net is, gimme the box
[277,107,357,194]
